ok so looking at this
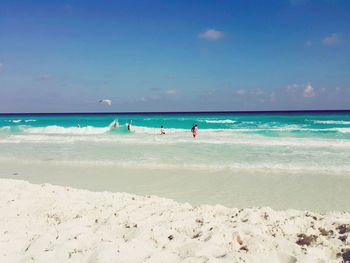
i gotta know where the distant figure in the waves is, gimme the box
[127,121,132,131]
[111,119,119,128]
[160,125,165,135]
[77,123,80,128]
[191,124,198,138]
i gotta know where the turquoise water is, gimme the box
[1,112,350,174]
[2,112,350,137]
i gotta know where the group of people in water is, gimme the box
[155,123,199,137]
[77,120,199,137]
[149,123,199,137]
[159,123,198,137]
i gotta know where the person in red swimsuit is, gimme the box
[191,124,198,138]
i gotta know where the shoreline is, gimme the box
[1,160,350,212]
[0,178,349,262]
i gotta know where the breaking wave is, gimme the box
[24,125,110,135]
[313,120,350,125]
[200,119,236,124]
[3,119,37,123]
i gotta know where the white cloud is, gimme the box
[198,29,224,40]
[286,84,299,93]
[234,88,265,97]
[164,89,177,96]
[303,83,315,97]
[322,33,342,46]
[235,89,246,96]
[207,88,218,95]
[250,88,264,96]
[286,83,315,98]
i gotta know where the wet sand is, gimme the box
[1,160,349,212]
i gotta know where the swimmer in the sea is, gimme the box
[191,124,198,138]
[111,119,119,128]
[160,125,165,135]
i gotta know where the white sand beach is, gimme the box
[2,0,350,261]
[0,178,349,263]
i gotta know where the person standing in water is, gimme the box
[127,121,132,131]
[191,124,198,138]
[160,125,165,135]
[111,119,119,128]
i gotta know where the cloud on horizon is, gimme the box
[198,29,224,40]
[322,33,343,46]
[235,89,246,96]
[286,83,315,98]
[303,83,315,97]
[164,89,177,97]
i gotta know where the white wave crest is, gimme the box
[132,125,189,134]
[3,119,36,123]
[329,128,350,133]
[24,125,110,135]
[2,127,350,149]
[313,120,350,125]
[201,119,236,124]
[4,120,22,123]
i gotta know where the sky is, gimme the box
[0,0,350,113]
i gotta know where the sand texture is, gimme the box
[0,179,349,263]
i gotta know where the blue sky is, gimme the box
[0,0,350,112]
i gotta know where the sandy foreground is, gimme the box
[0,179,349,263]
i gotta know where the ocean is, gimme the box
[1,111,350,211]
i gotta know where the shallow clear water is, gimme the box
[1,112,350,174]
[1,112,350,211]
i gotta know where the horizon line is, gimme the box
[1,109,350,116]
